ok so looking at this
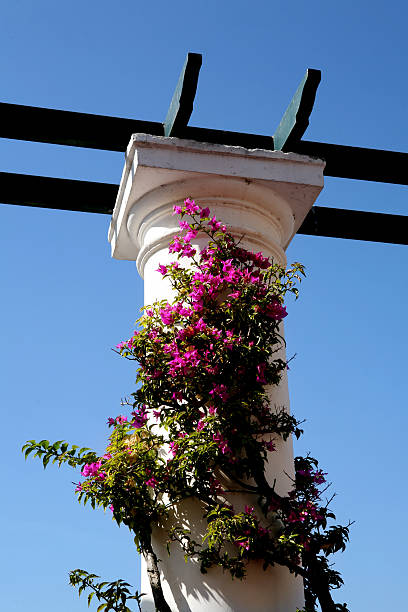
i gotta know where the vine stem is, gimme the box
[140,532,172,612]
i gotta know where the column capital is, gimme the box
[108,134,325,274]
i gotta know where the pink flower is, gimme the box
[222,259,233,273]
[145,477,158,488]
[107,417,116,427]
[313,470,327,485]
[200,207,210,218]
[192,302,203,312]
[194,318,207,332]
[173,205,182,215]
[181,244,196,257]
[184,198,199,214]
[160,305,174,326]
[184,228,198,242]
[116,415,128,425]
[157,264,167,275]
[213,432,231,455]
[75,482,82,492]
[209,384,229,402]
[209,477,223,494]
[150,369,163,379]
[264,298,288,321]
[228,291,241,299]
[81,461,102,478]
[256,363,267,384]
[244,505,254,514]
[264,440,276,452]
[169,441,178,457]
[208,215,221,231]
[197,419,205,431]
[208,216,226,232]
[297,469,312,478]
[169,237,183,253]
[131,406,148,429]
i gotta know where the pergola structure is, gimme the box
[0,52,407,245]
[6,53,406,611]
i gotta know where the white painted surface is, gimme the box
[109,134,324,611]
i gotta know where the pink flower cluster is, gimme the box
[131,405,148,429]
[107,415,128,427]
[145,476,158,488]
[232,246,271,269]
[209,384,229,402]
[262,298,287,321]
[297,468,327,485]
[167,346,201,377]
[81,461,106,481]
[159,302,193,326]
[213,432,231,455]
[287,501,323,524]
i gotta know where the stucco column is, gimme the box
[108,134,324,612]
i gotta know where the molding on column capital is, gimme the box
[108,134,325,265]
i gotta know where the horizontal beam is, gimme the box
[0,103,407,184]
[293,140,408,185]
[0,102,163,151]
[298,205,408,244]
[0,101,274,151]
[1,172,408,244]
[0,172,117,214]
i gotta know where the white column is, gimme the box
[108,134,325,612]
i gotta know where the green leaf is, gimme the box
[24,447,35,459]
[88,592,95,607]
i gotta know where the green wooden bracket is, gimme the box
[273,68,321,151]
[163,52,202,137]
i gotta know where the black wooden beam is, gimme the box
[0,101,163,151]
[293,140,408,185]
[0,103,407,184]
[164,53,202,137]
[273,69,321,151]
[0,172,117,214]
[1,172,408,245]
[298,205,408,244]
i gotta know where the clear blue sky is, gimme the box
[1,1,407,610]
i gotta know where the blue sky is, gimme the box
[1,1,407,610]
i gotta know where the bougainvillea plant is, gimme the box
[23,199,351,612]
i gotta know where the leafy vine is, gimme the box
[24,198,351,612]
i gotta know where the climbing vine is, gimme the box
[24,198,351,612]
